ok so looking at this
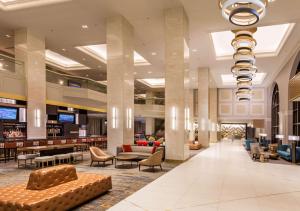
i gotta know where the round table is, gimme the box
[114,155,139,168]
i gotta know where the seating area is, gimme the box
[244,138,300,163]
[1,0,300,210]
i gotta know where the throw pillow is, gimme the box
[154,141,161,147]
[123,145,132,152]
[287,148,290,153]
[152,146,157,154]
[136,140,143,146]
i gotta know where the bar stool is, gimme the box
[0,143,4,162]
[53,140,61,145]
[4,142,17,163]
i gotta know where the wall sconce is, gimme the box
[288,135,300,142]
[112,107,118,129]
[126,108,132,129]
[171,106,177,130]
[184,107,190,130]
[201,118,206,131]
[211,122,216,132]
[259,133,267,137]
[34,109,41,128]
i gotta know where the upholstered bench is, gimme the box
[34,156,56,168]
[0,165,112,211]
[17,153,39,168]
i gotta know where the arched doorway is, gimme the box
[271,84,279,143]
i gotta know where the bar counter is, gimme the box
[0,136,107,162]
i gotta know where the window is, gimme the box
[293,66,300,136]
[271,84,279,143]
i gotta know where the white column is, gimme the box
[209,86,218,143]
[145,118,155,135]
[15,29,46,139]
[145,91,155,135]
[198,68,209,147]
[107,16,134,155]
[165,7,190,160]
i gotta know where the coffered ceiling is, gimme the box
[0,0,299,90]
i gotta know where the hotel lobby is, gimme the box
[0,0,300,210]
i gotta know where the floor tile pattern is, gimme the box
[109,140,300,211]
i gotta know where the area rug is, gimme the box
[0,150,202,210]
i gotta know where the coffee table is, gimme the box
[114,155,139,168]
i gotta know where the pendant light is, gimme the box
[219,0,268,26]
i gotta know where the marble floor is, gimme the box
[109,140,300,211]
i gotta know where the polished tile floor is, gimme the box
[109,140,300,211]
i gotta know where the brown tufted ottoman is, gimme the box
[0,165,112,211]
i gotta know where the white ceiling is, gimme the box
[0,0,299,89]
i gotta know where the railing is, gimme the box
[0,53,24,76]
[46,69,107,94]
[134,98,165,105]
[0,53,107,94]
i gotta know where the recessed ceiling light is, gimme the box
[151,52,157,56]
[45,50,89,71]
[62,48,66,51]
[81,25,88,29]
[148,71,152,74]
[4,34,11,38]
[76,44,151,66]
[59,80,64,85]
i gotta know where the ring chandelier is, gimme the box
[219,0,268,26]
[231,28,258,101]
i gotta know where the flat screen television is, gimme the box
[0,107,18,121]
[58,113,75,123]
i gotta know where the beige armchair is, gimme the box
[90,147,114,167]
[138,150,163,172]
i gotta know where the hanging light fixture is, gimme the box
[219,0,268,26]
[233,50,255,63]
[230,28,259,102]
[237,81,252,88]
[237,74,252,82]
[236,88,252,101]
[231,29,257,50]
[231,60,257,76]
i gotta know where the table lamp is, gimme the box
[288,135,300,164]
[275,134,284,146]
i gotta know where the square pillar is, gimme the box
[15,29,46,139]
[165,7,190,160]
[209,85,218,143]
[198,68,209,147]
[106,16,134,155]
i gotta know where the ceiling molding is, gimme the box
[0,0,72,11]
